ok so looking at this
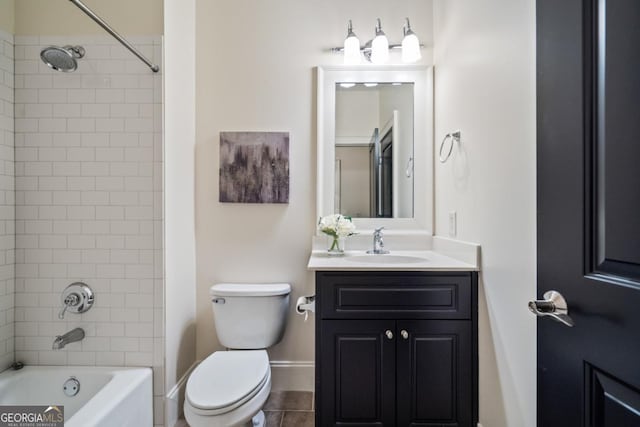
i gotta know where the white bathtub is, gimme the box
[0,366,152,427]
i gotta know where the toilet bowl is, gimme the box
[184,283,291,427]
[184,351,271,427]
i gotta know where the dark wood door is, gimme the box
[318,320,396,426]
[396,320,472,427]
[537,0,640,425]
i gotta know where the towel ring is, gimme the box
[439,131,461,163]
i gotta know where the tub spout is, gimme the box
[52,328,85,350]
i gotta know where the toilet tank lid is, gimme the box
[210,283,291,297]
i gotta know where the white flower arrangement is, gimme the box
[318,214,356,238]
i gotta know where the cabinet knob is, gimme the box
[401,330,409,339]
[385,330,394,340]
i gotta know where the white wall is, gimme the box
[433,1,536,426]
[0,0,14,34]
[14,0,162,36]
[13,35,164,426]
[163,0,197,424]
[0,29,14,371]
[195,0,434,389]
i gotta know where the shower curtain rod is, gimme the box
[68,0,160,73]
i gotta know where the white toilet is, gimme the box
[184,283,291,427]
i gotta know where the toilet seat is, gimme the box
[186,350,270,416]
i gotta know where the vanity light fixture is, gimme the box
[339,82,356,88]
[330,18,424,64]
[401,18,421,63]
[363,82,379,87]
[370,18,389,64]
[343,20,362,65]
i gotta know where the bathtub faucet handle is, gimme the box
[58,282,94,319]
[58,293,80,319]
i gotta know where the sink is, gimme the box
[344,254,428,264]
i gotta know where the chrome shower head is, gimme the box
[40,45,85,72]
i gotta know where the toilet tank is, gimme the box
[210,283,291,349]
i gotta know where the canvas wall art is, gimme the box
[219,131,290,203]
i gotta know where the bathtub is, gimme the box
[0,366,152,427]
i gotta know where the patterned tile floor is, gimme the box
[176,391,314,427]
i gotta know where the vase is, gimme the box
[327,235,346,256]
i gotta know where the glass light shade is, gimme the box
[401,32,421,63]
[370,34,389,64]
[344,35,361,65]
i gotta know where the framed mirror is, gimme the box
[316,65,433,232]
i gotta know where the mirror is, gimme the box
[335,83,414,218]
[317,66,433,231]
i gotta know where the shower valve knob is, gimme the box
[58,282,94,319]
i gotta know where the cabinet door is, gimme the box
[396,320,472,427]
[318,320,396,427]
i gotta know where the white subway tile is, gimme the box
[38,206,66,220]
[52,221,82,235]
[81,162,109,177]
[52,104,81,118]
[53,191,81,205]
[96,235,125,249]
[38,89,67,103]
[67,89,96,103]
[38,147,66,161]
[95,118,124,133]
[39,118,67,133]
[67,118,95,133]
[81,133,109,147]
[52,162,81,176]
[95,177,123,191]
[81,191,109,205]
[67,263,96,278]
[67,235,96,249]
[38,235,67,248]
[79,220,108,236]
[95,147,123,162]
[52,134,81,147]
[82,104,110,118]
[96,89,125,104]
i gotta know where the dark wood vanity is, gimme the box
[314,270,478,427]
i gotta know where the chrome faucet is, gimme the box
[367,227,390,254]
[52,328,85,350]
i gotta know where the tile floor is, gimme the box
[176,391,315,427]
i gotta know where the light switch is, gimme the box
[449,211,457,237]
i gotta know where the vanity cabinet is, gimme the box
[315,271,478,427]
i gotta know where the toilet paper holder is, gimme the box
[296,295,316,321]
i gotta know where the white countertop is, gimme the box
[307,249,478,271]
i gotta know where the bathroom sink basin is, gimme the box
[344,254,428,264]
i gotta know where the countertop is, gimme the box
[307,249,478,271]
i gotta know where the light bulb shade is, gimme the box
[371,34,389,64]
[344,35,361,65]
[401,32,421,63]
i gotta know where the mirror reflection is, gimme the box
[334,83,414,218]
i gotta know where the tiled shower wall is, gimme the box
[12,36,164,424]
[0,30,15,372]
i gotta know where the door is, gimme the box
[537,0,640,426]
[396,320,472,427]
[318,320,396,426]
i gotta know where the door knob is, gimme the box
[385,330,394,340]
[400,330,409,339]
[528,290,574,327]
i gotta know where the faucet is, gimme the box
[52,328,85,350]
[367,227,390,254]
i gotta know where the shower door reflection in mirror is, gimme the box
[334,83,414,218]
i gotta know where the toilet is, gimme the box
[184,283,291,427]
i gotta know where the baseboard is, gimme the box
[270,360,315,392]
[165,361,200,427]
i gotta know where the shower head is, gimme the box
[40,45,85,72]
